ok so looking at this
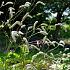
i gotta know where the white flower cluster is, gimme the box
[24,2,31,7]
[25,64,37,70]
[58,40,65,47]
[49,64,57,70]
[33,21,38,33]
[11,31,24,42]
[30,44,40,51]
[55,23,62,26]
[8,7,15,18]
[39,31,48,35]
[28,26,33,30]
[5,2,13,5]
[21,12,29,23]
[1,1,4,7]
[10,21,21,29]
[0,11,4,15]
[36,1,45,5]
[21,25,26,28]
[23,37,28,45]
[5,20,10,25]
[64,48,69,51]
[19,2,31,8]
[31,51,44,62]
[1,1,13,7]
[42,39,65,48]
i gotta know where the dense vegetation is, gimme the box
[0,0,70,70]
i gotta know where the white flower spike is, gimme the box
[8,7,15,18]
[11,31,24,42]
[11,31,19,42]
[36,1,45,5]
[10,21,21,29]
[0,11,4,15]
[5,2,13,5]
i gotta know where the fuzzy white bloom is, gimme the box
[25,64,32,69]
[43,36,51,45]
[36,28,42,31]
[31,51,44,62]
[11,31,19,42]
[44,41,49,46]
[5,19,9,25]
[19,5,25,8]
[34,21,38,27]
[1,1,4,7]
[1,1,13,7]
[50,63,62,70]
[27,14,32,18]
[28,26,33,30]
[52,41,57,44]
[11,31,24,42]
[10,21,21,29]
[49,64,57,70]
[19,2,31,8]
[41,23,48,26]
[8,7,15,11]
[64,48,69,51]
[36,13,42,16]
[44,9,51,13]
[39,31,48,35]
[18,31,24,35]
[0,11,4,15]
[5,2,13,5]
[50,41,57,46]
[55,23,62,26]
[51,41,56,46]
[59,40,65,45]
[21,25,26,28]
[33,21,38,33]
[30,44,40,51]
[21,12,29,23]
[37,40,39,45]
[8,7,15,18]
[51,12,57,17]
[58,40,65,47]
[24,2,31,7]
[58,44,64,47]
[41,26,46,32]
[23,37,28,45]
[25,64,37,70]
[37,51,44,54]
[36,1,45,5]
[63,11,69,16]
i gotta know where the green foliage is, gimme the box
[0,0,70,70]
[0,45,69,70]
